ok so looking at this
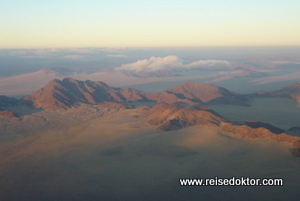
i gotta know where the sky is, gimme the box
[1,0,300,48]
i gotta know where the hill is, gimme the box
[250,82,300,105]
[145,103,300,156]
[146,103,230,131]
[151,81,248,105]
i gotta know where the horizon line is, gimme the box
[1,45,300,50]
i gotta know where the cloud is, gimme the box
[106,54,127,58]
[115,56,230,72]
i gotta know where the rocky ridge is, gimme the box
[145,103,300,157]
[22,78,249,111]
[250,82,300,105]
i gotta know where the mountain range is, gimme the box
[10,78,249,111]
[1,78,300,158]
[0,77,299,115]
[1,77,299,113]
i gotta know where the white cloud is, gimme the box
[115,55,230,72]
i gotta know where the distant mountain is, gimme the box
[271,82,300,102]
[0,68,62,96]
[151,81,249,105]
[287,127,300,137]
[0,95,19,106]
[250,81,300,105]
[229,67,268,78]
[40,67,61,76]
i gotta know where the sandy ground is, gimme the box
[1,106,300,201]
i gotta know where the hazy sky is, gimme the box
[1,0,300,48]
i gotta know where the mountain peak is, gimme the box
[23,78,149,111]
[184,80,194,84]
[40,67,60,76]
[62,77,78,83]
[147,103,229,131]
[162,81,247,105]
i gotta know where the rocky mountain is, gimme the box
[22,78,249,111]
[243,121,285,134]
[220,120,300,157]
[272,82,300,103]
[23,77,148,111]
[145,103,287,135]
[151,81,248,105]
[145,103,300,156]
[145,91,195,105]
[220,122,299,144]
[146,103,230,131]
[250,82,300,105]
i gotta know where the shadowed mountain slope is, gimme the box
[250,82,300,105]
[0,95,19,106]
[0,95,31,117]
[0,109,17,118]
[287,127,300,137]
